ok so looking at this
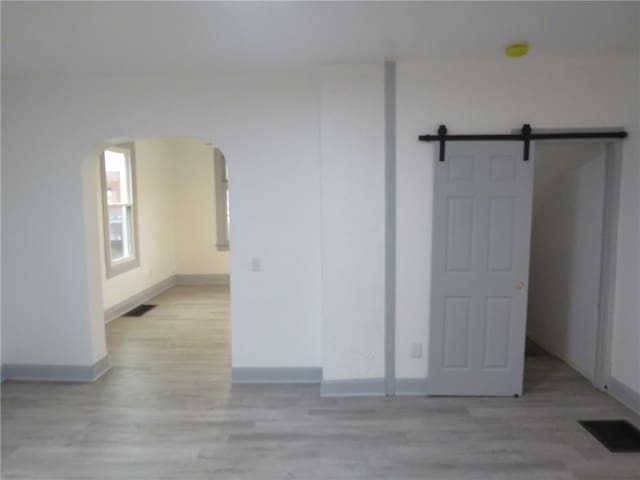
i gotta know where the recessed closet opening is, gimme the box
[526,141,616,391]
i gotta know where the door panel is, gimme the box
[446,197,474,272]
[443,297,471,368]
[448,155,475,182]
[487,197,515,272]
[490,155,517,182]
[429,141,534,396]
[483,297,512,369]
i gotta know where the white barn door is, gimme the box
[429,141,534,396]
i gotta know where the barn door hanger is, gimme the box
[419,124,627,162]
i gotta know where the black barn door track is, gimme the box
[418,124,627,162]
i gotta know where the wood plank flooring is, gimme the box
[2,285,640,479]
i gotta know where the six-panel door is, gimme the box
[429,141,534,396]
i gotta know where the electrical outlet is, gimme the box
[251,257,261,272]
[411,343,423,359]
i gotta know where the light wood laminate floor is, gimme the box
[2,285,640,479]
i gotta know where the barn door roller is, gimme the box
[419,124,627,162]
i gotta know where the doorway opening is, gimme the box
[525,141,618,392]
[91,137,232,384]
[426,132,622,397]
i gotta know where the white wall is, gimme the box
[2,54,638,394]
[2,70,323,369]
[396,54,640,394]
[173,139,230,275]
[320,65,386,381]
[527,143,606,380]
[98,139,178,310]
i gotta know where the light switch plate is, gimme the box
[411,343,423,359]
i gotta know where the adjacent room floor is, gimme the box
[2,285,639,479]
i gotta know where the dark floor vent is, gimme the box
[579,420,640,452]
[123,304,157,317]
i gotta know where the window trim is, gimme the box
[100,142,140,278]
[214,148,230,251]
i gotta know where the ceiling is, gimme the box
[2,1,639,75]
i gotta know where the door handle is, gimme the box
[515,281,525,290]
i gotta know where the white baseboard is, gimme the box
[104,274,230,323]
[104,276,177,323]
[608,377,640,416]
[320,378,386,397]
[2,355,110,383]
[232,367,322,384]
[395,378,429,396]
[175,274,230,285]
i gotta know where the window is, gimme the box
[214,148,230,250]
[100,143,139,277]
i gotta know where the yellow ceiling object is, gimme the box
[505,43,529,58]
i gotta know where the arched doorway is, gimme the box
[86,137,232,385]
